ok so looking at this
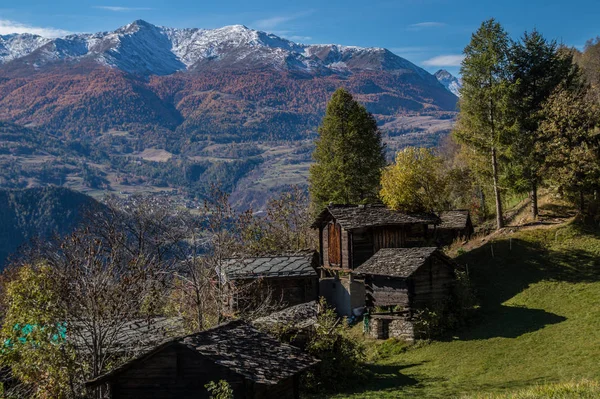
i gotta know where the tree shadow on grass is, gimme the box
[454,305,566,341]
[333,363,422,396]
[450,224,600,340]
[538,203,578,219]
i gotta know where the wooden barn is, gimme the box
[435,210,474,245]
[311,204,440,271]
[86,320,319,399]
[311,204,439,316]
[352,247,457,341]
[221,251,319,312]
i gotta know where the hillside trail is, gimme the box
[452,193,576,255]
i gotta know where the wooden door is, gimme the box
[328,223,342,266]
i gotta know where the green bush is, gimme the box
[413,269,478,339]
[302,298,369,393]
[205,380,233,399]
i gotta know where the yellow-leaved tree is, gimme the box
[0,263,78,398]
[380,147,447,212]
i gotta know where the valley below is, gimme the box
[0,20,458,209]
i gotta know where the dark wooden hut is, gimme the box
[221,251,319,311]
[86,320,319,399]
[353,247,457,341]
[436,210,474,245]
[311,204,440,271]
[310,204,439,316]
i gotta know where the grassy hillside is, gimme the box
[330,207,600,398]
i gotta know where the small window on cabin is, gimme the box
[328,222,342,266]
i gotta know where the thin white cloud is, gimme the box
[254,16,293,30]
[391,46,432,53]
[408,22,446,30]
[288,35,312,42]
[93,6,155,12]
[253,10,314,30]
[423,54,464,67]
[0,19,71,37]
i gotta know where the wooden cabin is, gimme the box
[221,251,319,312]
[311,204,439,316]
[435,210,474,245]
[311,204,440,272]
[86,320,319,399]
[353,247,457,341]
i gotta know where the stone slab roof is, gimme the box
[87,320,319,388]
[311,204,440,230]
[181,320,318,384]
[253,301,318,330]
[70,317,184,354]
[222,250,318,280]
[353,247,442,278]
[438,210,471,229]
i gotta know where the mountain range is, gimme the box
[0,20,459,209]
[2,20,450,80]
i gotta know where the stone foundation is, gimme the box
[368,315,416,342]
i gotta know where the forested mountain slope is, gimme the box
[0,187,99,268]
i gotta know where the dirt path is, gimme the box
[450,194,576,255]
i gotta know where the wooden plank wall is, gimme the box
[341,228,350,269]
[268,277,319,307]
[108,345,300,399]
[405,224,429,246]
[322,225,329,267]
[322,221,351,270]
[327,223,341,266]
[410,257,455,309]
[373,227,406,253]
[366,276,410,308]
[111,345,248,399]
[351,228,373,269]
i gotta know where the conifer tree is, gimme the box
[454,19,513,230]
[508,30,573,218]
[309,88,386,210]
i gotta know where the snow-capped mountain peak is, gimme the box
[0,33,51,63]
[0,20,435,79]
[435,69,462,97]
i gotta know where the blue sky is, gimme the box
[1,0,598,76]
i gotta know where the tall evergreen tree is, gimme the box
[454,19,514,230]
[508,30,573,218]
[309,88,386,210]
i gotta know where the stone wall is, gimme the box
[368,315,416,342]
